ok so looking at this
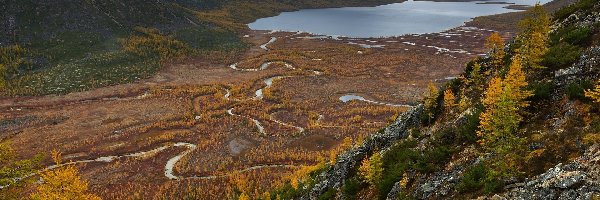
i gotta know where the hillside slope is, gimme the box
[286,1,600,199]
[0,0,406,96]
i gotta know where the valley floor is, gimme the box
[0,13,523,199]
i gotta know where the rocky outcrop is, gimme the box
[554,46,600,88]
[386,108,481,200]
[302,104,423,200]
[482,144,600,200]
[552,1,600,31]
[552,0,600,94]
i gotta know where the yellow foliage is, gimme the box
[517,4,550,69]
[399,173,409,188]
[443,89,457,113]
[583,134,600,145]
[358,152,383,188]
[585,80,600,103]
[31,150,101,200]
[425,81,439,105]
[477,58,532,177]
[238,193,251,200]
[262,192,271,200]
[526,148,546,161]
[504,58,533,108]
[485,32,506,68]
[232,173,251,194]
[0,63,6,89]
[290,178,300,190]
[284,158,326,191]
[122,27,191,61]
[478,77,504,139]
[0,45,29,93]
[458,93,471,113]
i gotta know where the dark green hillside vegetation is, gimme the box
[0,0,405,96]
[0,0,246,95]
[281,2,600,199]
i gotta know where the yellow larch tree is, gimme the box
[478,76,504,144]
[504,58,533,107]
[31,150,101,200]
[477,57,532,177]
[516,4,550,69]
[485,32,506,69]
[358,152,383,188]
[443,88,457,114]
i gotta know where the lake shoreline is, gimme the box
[247,0,570,39]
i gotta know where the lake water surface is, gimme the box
[249,0,552,38]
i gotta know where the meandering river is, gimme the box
[250,0,552,38]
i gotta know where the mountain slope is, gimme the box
[0,0,406,96]
[285,1,600,199]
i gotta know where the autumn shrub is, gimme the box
[269,161,329,200]
[542,43,582,69]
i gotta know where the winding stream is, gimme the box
[227,108,267,135]
[339,94,413,108]
[1,141,299,188]
[270,114,305,133]
[260,37,278,50]
[229,61,295,72]
[255,76,291,100]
